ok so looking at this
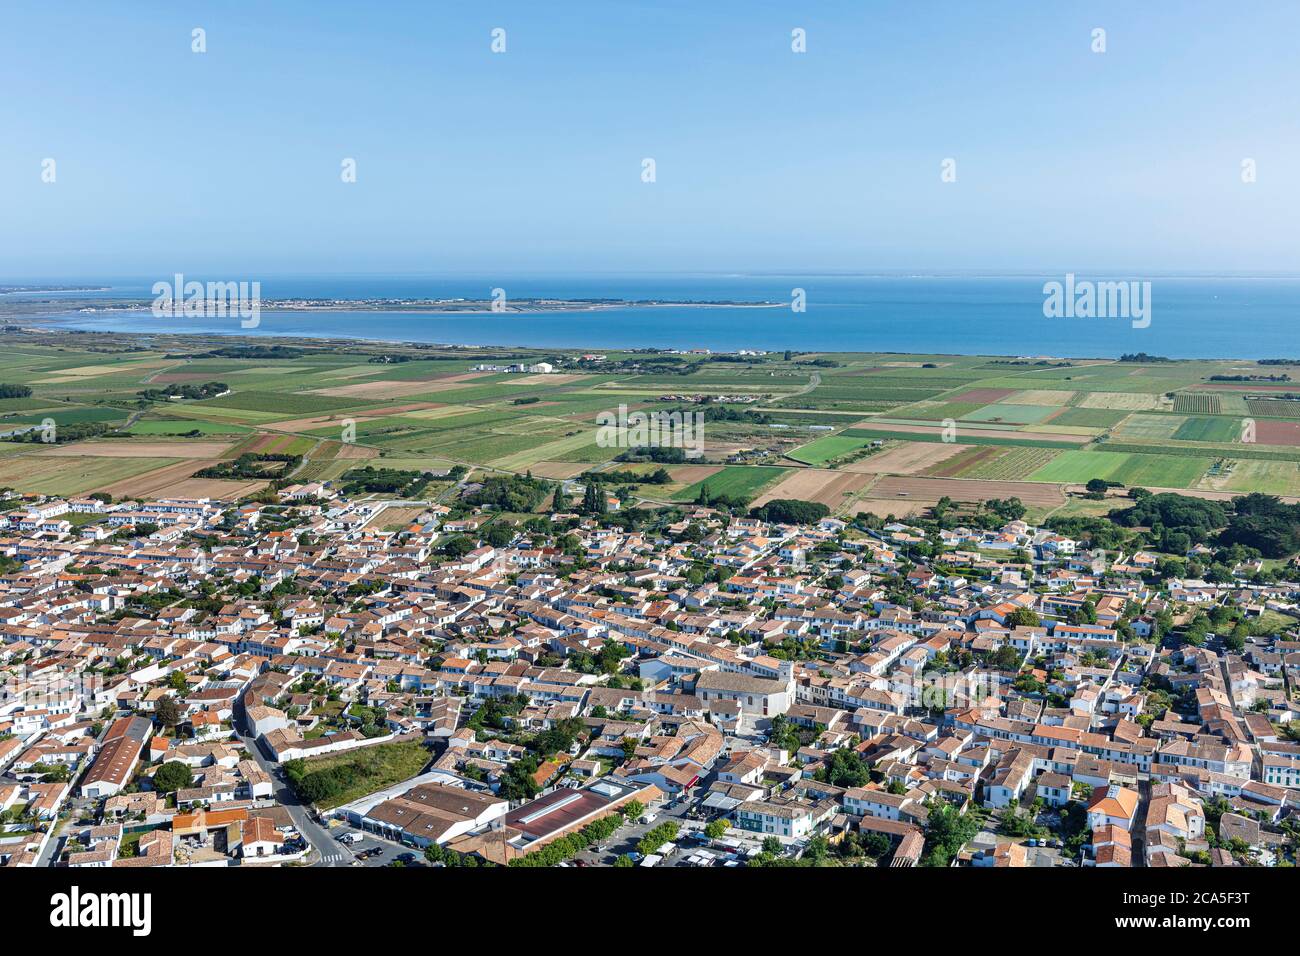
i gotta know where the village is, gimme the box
[0,473,1297,872]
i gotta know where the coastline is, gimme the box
[10,273,1300,361]
[4,322,1286,365]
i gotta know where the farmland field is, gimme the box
[1246,399,1300,418]
[0,454,181,496]
[751,469,874,510]
[961,403,1057,425]
[672,466,789,504]
[1173,392,1222,414]
[952,446,1062,480]
[786,435,874,465]
[1172,416,1241,443]
[2,340,1298,504]
[1028,450,1212,488]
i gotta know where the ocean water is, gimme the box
[15,274,1300,359]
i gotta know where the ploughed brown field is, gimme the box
[925,445,1000,478]
[861,475,1066,507]
[263,402,451,433]
[308,371,491,399]
[148,477,270,500]
[751,469,874,509]
[33,440,235,459]
[90,460,221,498]
[840,442,971,475]
[1254,420,1300,446]
[848,498,933,518]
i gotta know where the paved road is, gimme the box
[233,705,352,868]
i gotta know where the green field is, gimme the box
[786,435,873,465]
[1172,416,1242,443]
[128,418,253,436]
[1028,450,1212,488]
[1046,407,1129,428]
[3,341,1299,501]
[672,466,789,504]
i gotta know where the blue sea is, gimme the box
[10,273,1300,359]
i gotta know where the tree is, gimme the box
[749,499,830,524]
[922,802,979,866]
[816,748,870,788]
[1003,607,1041,628]
[582,482,607,515]
[1085,478,1108,494]
[705,818,730,840]
[155,696,182,730]
[153,761,194,793]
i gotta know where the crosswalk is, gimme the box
[320,852,347,864]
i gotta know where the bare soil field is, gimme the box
[842,442,972,475]
[925,445,999,478]
[150,477,268,499]
[662,464,724,484]
[94,459,222,498]
[1254,420,1300,446]
[371,506,427,529]
[751,469,874,509]
[309,372,489,399]
[862,475,1066,507]
[331,442,379,460]
[263,402,445,432]
[34,440,234,458]
[512,373,589,385]
[848,498,934,518]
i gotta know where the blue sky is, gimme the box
[2,0,1297,276]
